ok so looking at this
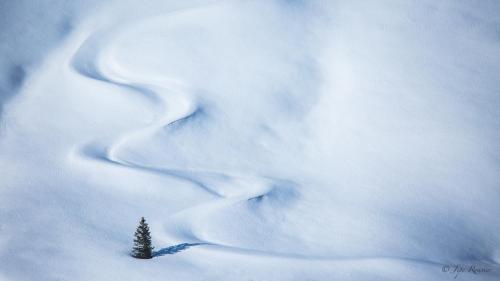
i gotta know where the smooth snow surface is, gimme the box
[1,1,499,280]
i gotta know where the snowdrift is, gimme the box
[0,1,499,280]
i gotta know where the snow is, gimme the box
[0,0,499,280]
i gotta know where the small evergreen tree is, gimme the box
[132,217,154,259]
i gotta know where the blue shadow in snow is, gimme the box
[153,243,205,257]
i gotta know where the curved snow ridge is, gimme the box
[71,141,222,197]
[61,9,494,267]
[68,10,486,265]
[71,30,199,159]
[71,30,164,110]
[195,242,448,265]
[64,14,464,266]
[67,24,308,258]
[67,17,443,264]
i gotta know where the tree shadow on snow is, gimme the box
[153,243,205,257]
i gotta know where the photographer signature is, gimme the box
[442,264,492,279]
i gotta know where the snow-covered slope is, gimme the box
[1,1,499,280]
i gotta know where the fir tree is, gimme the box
[132,217,154,259]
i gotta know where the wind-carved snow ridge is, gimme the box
[68,16,303,258]
[70,29,221,197]
[2,1,500,280]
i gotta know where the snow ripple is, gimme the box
[68,18,303,259]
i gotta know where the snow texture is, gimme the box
[0,1,499,280]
